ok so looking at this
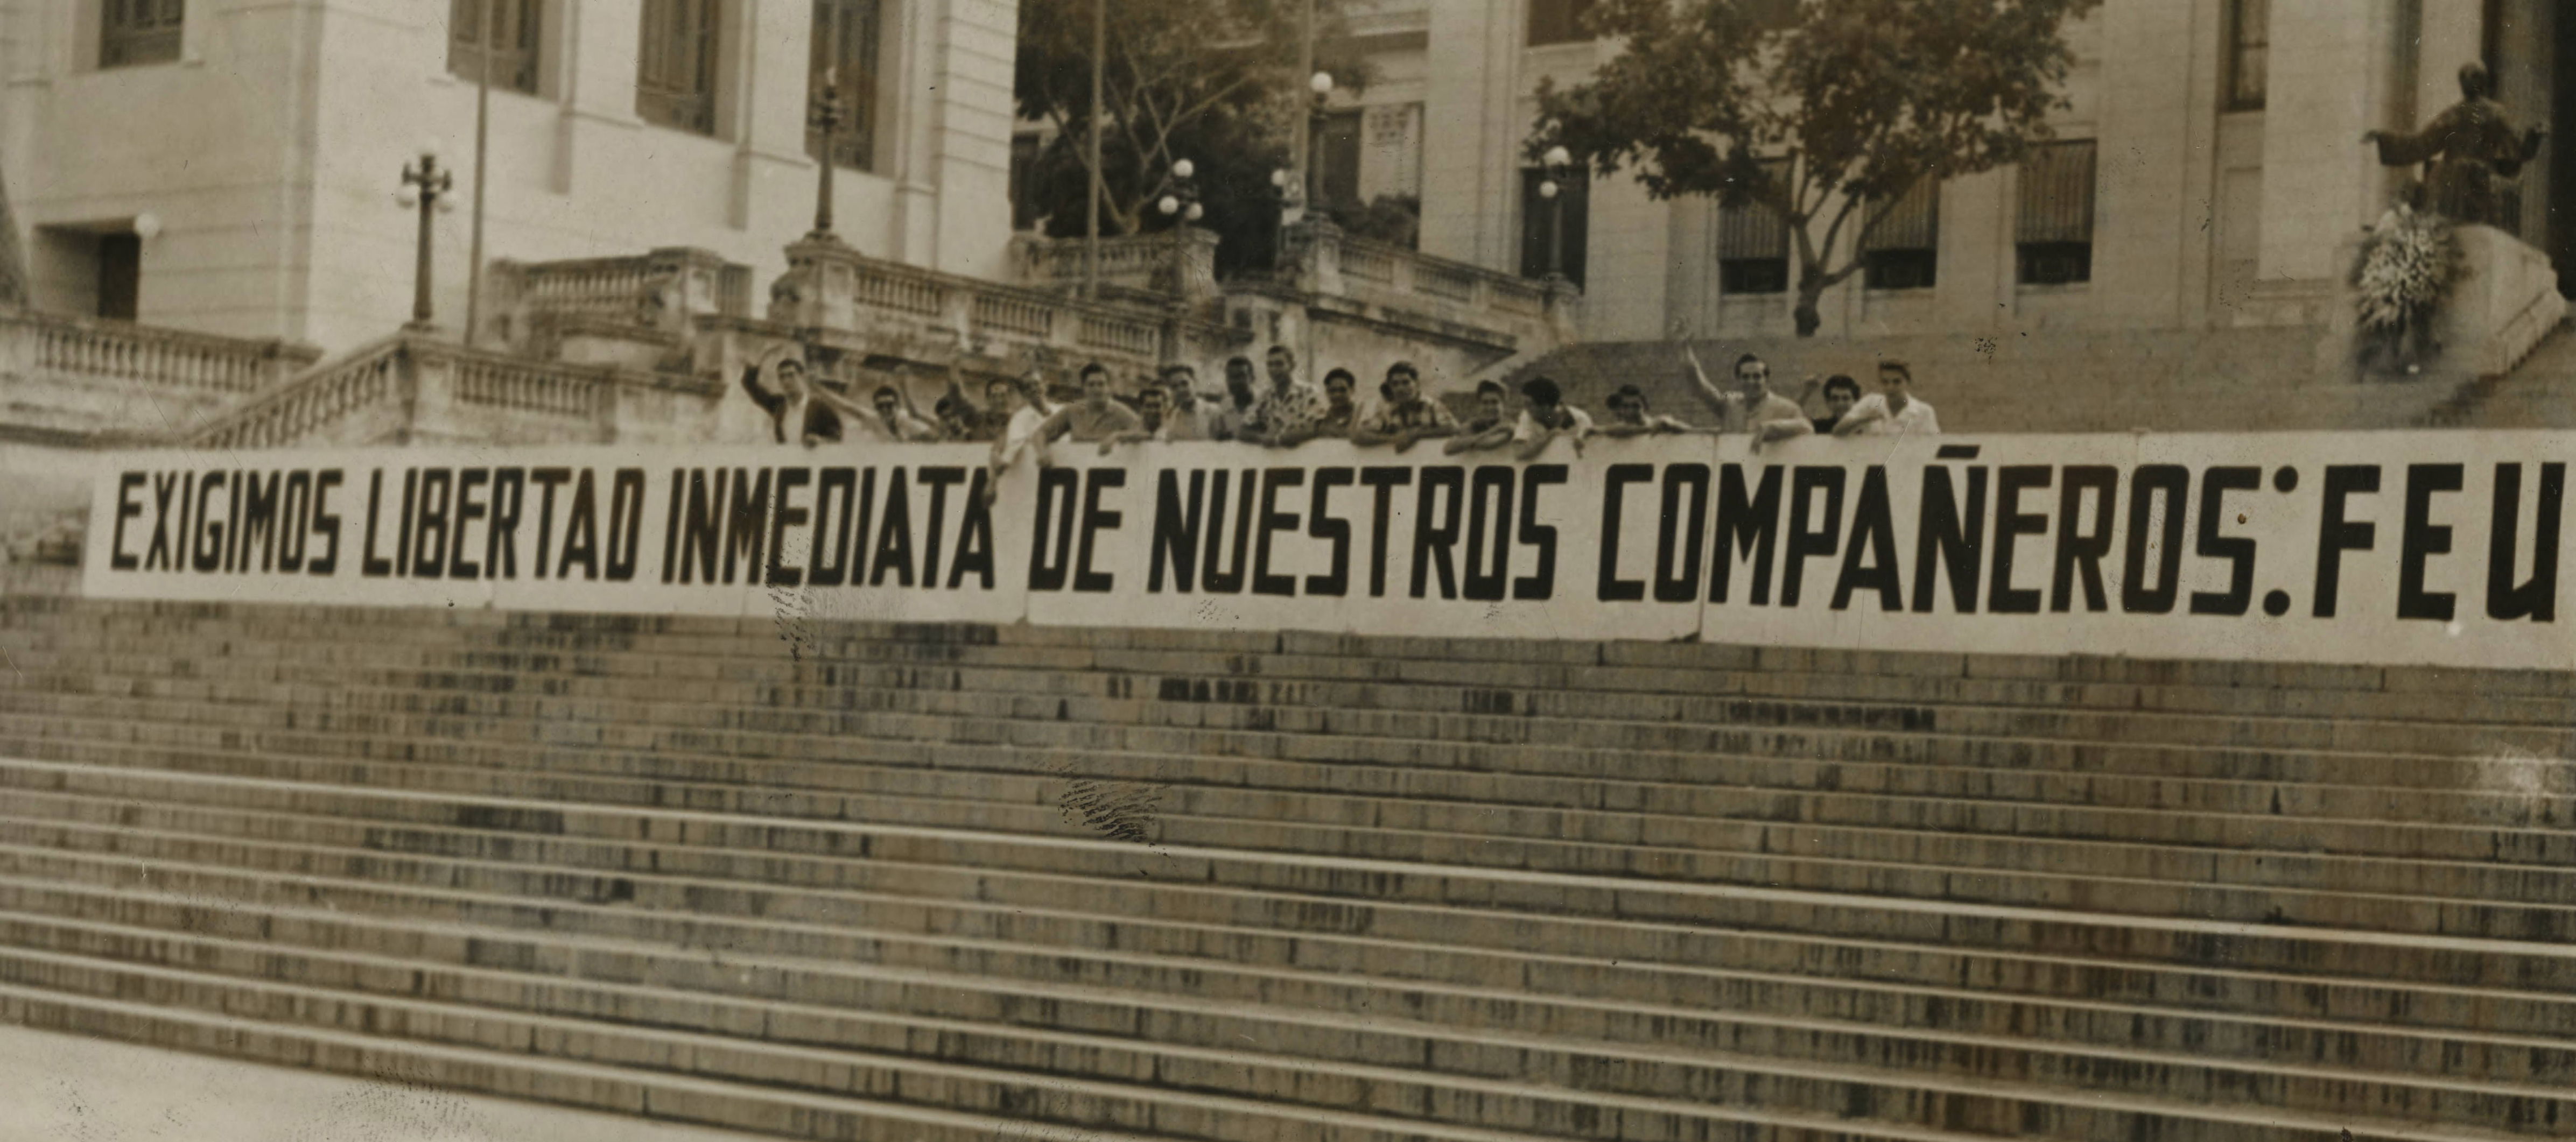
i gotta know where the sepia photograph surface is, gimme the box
[2,2,2572,1140]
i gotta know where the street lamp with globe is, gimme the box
[1157,157,1205,225]
[398,138,457,329]
[1538,144,1573,283]
[1304,71,1336,212]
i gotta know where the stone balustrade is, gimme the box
[1280,222,1577,343]
[189,336,710,450]
[4,308,317,397]
[1012,230,1223,302]
[483,246,753,350]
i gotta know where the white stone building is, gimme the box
[0,0,1021,351]
[1290,0,2570,344]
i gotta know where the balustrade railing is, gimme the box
[452,354,604,419]
[12,310,313,396]
[192,341,404,450]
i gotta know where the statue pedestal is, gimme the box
[2322,223,2565,385]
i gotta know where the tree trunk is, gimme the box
[1792,257,1829,338]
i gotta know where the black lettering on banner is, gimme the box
[1597,463,1653,602]
[607,469,644,582]
[1203,469,1260,594]
[177,467,198,572]
[1149,469,1205,593]
[874,468,918,588]
[528,468,571,580]
[2398,462,2463,622]
[111,472,145,570]
[395,469,417,576]
[1985,466,2049,615]
[558,469,601,580]
[237,470,281,574]
[2121,465,2187,614]
[1463,466,1514,602]
[809,468,859,587]
[1913,466,1987,614]
[309,470,342,576]
[2488,462,2563,623]
[678,469,725,584]
[918,466,967,587]
[848,468,879,587]
[1411,466,1465,600]
[192,471,227,573]
[1652,464,1709,604]
[1359,467,1413,598]
[768,467,813,588]
[1779,467,1845,609]
[722,467,771,584]
[486,468,523,580]
[1075,467,1126,593]
[1517,464,1566,601]
[1026,467,1079,592]
[1305,467,1354,598]
[2312,464,2380,618]
[2049,466,2118,613]
[280,471,312,573]
[412,468,452,579]
[661,469,685,583]
[1251,468,1304,597]
[2189,466,2259,616]
[360,470,395,577]
[1711,464,1782,605]
[949,469,996,589]
[450,468,488,580]
[1831,466,1903,612]
[224,468,245,573]
[146,473,179,571]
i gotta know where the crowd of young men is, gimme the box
[742,342,1942,477]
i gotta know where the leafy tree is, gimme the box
[1015,0,1363,247]
[1536,0,2100,336]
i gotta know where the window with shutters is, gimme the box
[1716,158,1793,295]
[2224,0,2268,111]
[1527,0,1596,46]
[101,0,184,68]
[2016,140,2096,286]
[1862,177,1940,290]
[448,0,542,95]
[637,0,721,136]
[1519,167,1589,287]
[809,0,881,170]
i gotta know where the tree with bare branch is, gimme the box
[1536,0,2098,337]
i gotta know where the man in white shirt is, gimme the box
[1834,359,1942,436]
[1511,376,1594,460]
[1684,347,1812,448]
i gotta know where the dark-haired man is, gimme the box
[1354,361,1459,452]
[1684,347,1811,448]
[1511,376,1592,460]
[1835,359,1941,436]
[1037,362,1147,453]
[1800,374,1862,435]
[1594,384,1693,437]
[1444,379,1517,454]
[1247,345,1328,446]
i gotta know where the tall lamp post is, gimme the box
[1156,158,1204,224]
[396,142,457,331]
[810,67,845,240]
[1538,144,1573,283]
[1303,70,1335,215]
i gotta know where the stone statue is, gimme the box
[2364,61,2549,231]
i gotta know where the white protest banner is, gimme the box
[76,432,2575,668]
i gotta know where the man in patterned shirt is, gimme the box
[1247,344,1328,447]
[1354,361,1458,452]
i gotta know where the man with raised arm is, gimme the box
[1686,347,1812,448]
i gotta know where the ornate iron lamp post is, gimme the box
[1156,158,1204,224]
[810,67,845,241]
[1538,144,1573,283]
[396,142,457,330]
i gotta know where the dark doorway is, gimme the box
[96,233,139,320]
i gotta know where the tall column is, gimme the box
[1419,0,1520,270]
[913,0,1020,280]
[2255,0,2404,286]
[552,0,645,195]
[2090,0,2199,329]
[728,0,814,231]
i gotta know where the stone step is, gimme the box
[8,601,2563,700]
[0,911,2557,1140]
[9,755,2574,942]
[5,785,2573,1003]
[8,734,2573,925]
[9,618,2571,728]
[11,883,2566,1091]
[10,706,2569,842]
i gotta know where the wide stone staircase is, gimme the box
[1,594,2573,1141]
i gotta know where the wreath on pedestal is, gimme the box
[2352,202,2463,336]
